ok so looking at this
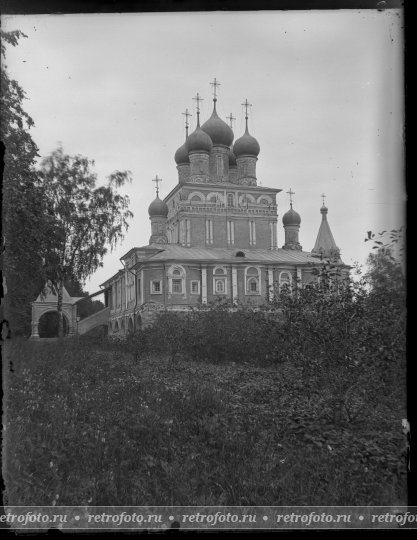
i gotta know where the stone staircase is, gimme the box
[77,307,110,335]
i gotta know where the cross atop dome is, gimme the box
[182,108,192,137]
[321,193,326,206]
[241,99,252,131]
[193,92,204,125]
[286,188,295,207]
[226,113,236,128]
[152,174,162,196]
[210,77,221,102]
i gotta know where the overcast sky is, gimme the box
[3,10,404,294]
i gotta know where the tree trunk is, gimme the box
[57,279,64,339]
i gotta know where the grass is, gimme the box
[3,337,407,507]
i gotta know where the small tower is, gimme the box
[201,78,234,183]
[148,175,168,244]
[174,109,191,184]
[234,99,260,186]
[312,195,340,259]
[282,189,302,250]
[186,93,213,183]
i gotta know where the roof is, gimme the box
[128,243,332,267]
[33,283,84,305]
[312,207,339,256]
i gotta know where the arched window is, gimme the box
[279,271,292,292]
[245,267,261,295]
[213,266,227,295]
[216,155,223,176]
[227,193,234,207]
[168,265,186,295]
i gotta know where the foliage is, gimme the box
[3,228,406,507]
[4,338,407,507]
[1,30,52,335]
[38,145,133,336]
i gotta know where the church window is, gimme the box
[215,279,225,293]
[213,266,227,295]
[245,266,261,295]
[191,280,200,294]
[279,271,292,292]
[216,155,223,176]
[227,220,235,244]
[168,265,186,295]
[172,279,182,293]
[206,219,213,244]
[249,221,256,246]
[227,193,234,207]
[151,280,162,294]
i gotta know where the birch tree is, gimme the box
[39,146,133,337]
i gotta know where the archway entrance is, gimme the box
[38,312,69,338]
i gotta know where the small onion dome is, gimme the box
[233,128,260,157]
[320,204,328,214]
[148,195,168,218]
[229,146,237,167]
[186,125,213,153]
[174,141,189,164]
[282,206,301,226]
[201,106,234,147]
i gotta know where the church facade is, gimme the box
[101,85,346,335]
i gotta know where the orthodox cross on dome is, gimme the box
[286,188,295,207]
[210,77,221,101]
[226,113,236,128]
[241,99,252,130]
[152,175,162,196]
[182,108,192,137]
[321,193,327,206]
[193,92,203,125]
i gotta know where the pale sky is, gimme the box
[3,10,405,294]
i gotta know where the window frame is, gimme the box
[167,265,186,295]
[213,266,228,296]
[279,271,292,292]
[151,280,162,294]
[190,280,201,295]
[245,266,261,295]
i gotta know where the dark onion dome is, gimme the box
[186,125,213,153]
[201,103,234,147]
[174,141,189,164]
[233,125,260,157]
[148,195,168,218]
[282,206,301,226]
[229,146,237,167]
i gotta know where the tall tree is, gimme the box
[38,146,133,337]
[1,30,52,335]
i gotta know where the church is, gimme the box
[100,81,346,334]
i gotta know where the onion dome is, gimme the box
[148,195,168,218]
[229,146,237,167]
[201,101,234,147]
[233,125,260,157]
[186,125,213,153]
[174,141,189,164]
[282,205,301,226]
